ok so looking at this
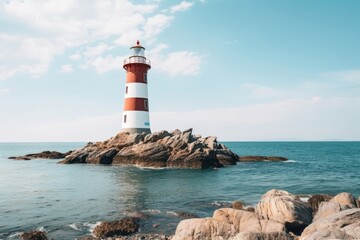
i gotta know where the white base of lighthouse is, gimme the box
[121,111,151,134]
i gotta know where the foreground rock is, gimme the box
[238,156,288,162]
[20,230,48,240]
[307,194,332,214]
[93,217,139,238]
[9,151,72,160]
[301,208,360,240]
[60,129,239,169]
[82,233,172,240]
[255,189,313,235]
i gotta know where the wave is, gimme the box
[211,201,232,207]
[284,160,297,163]
[68,223,80,231]
[142,209,162,214]
[83,221,101,235]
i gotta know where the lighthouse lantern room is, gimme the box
[121,41,151,134]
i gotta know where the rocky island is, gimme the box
[9,128,288,168]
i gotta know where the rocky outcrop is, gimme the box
[232,232,293,240]
[59,129,239,169]
[9,151,72,160]
[92,217,139,238]
[255,189,313,234]
[307,194,332,214]
[20,230,48,240]
[301,208,360,240]
[330,192,359,207]
[238,156,288,162]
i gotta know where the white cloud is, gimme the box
[60,64,74,73]
[170,1,194,13]
[0,88,10,94]
[147,44,202,76]
[143,14,174,41]
[69,53,82,61]
[113,30,144,47]
[92,55,125,74]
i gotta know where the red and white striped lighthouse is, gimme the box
[121,41,151,134]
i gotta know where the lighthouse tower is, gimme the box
[121,41,151,134]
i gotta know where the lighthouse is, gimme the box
[121,41,151,134]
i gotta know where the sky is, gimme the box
[0,0,360,142]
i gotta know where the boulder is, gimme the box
[172,217,237,240]
[215,149,238,166]
[307,194,332,214]
[20,230,48,240]
[127,133,143,144]
[92,217,139,238]
[301,208,360,240]
[231,232,293,240]
[213,208,285,233]
[239,156,288,162]
[330,192,358,207]
[175,212,199,219]
[255,189,313,234]
[86,148,118,164]
[313,201,354,222]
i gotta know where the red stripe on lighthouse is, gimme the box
[124,98,149,111]
[125,64,149,83]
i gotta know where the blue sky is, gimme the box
[0,0,360,141]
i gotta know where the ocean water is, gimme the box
[0,142,359,239]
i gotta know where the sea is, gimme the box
[0,142,359,239]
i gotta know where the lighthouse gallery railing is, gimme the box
[123,56,151,66]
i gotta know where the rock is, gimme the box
[86,148,119,164]
[127,133,143,144]
[307,194,332,214]
[232,201,244,210]
[10,151,72,160]
[255,189,313,234]
[232,232,293,240]
[113,142,169,167]
[203,136,217,150]
[215,149,238,166]
[175,211,199,219]
[9,156,31,160]
[167,149,223,169]
[213,208,285,233]
[239,156,288,162]
[92,217,139,238]
[313,201,353,222]
[172,217,237,240]
[330,192,358,207]
[20,230,48,240]
[301,208,360,240]
[152,224,160,228]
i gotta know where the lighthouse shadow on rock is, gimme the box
[121,40,151,135]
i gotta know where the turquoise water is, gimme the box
[0,142,359,239]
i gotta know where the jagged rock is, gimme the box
[20,230,48,240]
[301,208,360,240]
[232,232,293,240]
[255,189,313,234]
[313,201,353,222]
[215,149,238,166]
[16,129,244,169]
[9,156,31,160]
[239,156,288,162]
[172,217,237,240]
[113,142,169,167]
[330,192,358,207]
[213,208,285,233]
[307,194,332,214]
[92,217,139,238]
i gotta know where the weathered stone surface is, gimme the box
[255,189,313,233]
[301,208,360,240]
[172,217,237,240]
[330,192,358,207]
[239,156,288,162]
[313,201,353,222]
[93,217,139,238]
[175,212,199,219]
[307,194,332,214]
[20,230,48,240]
[213,208,285,233]
[232,201,244,210]
[215,149,238,166]
[231,232,293,240]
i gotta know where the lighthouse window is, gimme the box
[124,115,127,123]
[144,100,148,110]
[126,86,128,94]
[144,73,147,83]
